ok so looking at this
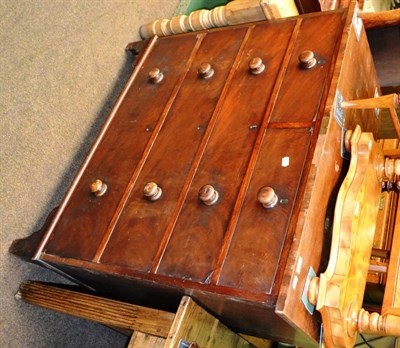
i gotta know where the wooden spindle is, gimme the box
[225,0,266,25]
[371,248,390,259]
[358,9,400,30]
[188,9,213,31]
[341,94,400,139]
[358,309,400,336]
[384,157,400,181]
[210,6,228,27]
[168,15,189,35]
[340,93,399,109]
[368,262,388,273]
[138,0,302,40]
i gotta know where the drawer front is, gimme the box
[100,28,248,270]
[44,35,198,260]
[217,128,311,294]
[271,12,342,123]
[155,21,296,282]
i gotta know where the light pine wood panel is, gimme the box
[164,296,253,348]
[128,332,165,348]
[16,281,175,337]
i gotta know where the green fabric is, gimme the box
[174,0,230,15]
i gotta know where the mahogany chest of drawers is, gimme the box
[12,4,381,346]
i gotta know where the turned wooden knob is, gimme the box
[199,184,219,205]
[144,182,162,201]
[149,68,163,84]
[90,179,107,197]
[198,63,214,79]
[308,277,319,306]
[344,129,353,152]
[249,57,265,75]
[257,186,278,209]
[298,50,317,69]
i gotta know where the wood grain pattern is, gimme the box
[148,26,254,276]
[11,6,380,347]
[18,280,274,347]
[359,9,400,30]
[310,126,384,347]
[155,20,295,282]
[43,35,199,261]
[40,252,320,345]
[164,296,252,348]
[339,16,380,137]
[217,128,311,293]
[273,4,352,342]
[128,332,165,348]
[271,12,342,123]
[99,28,247,270]
[239,335,273,348]
[276,3,381,341]
[210,17,304,287]
[16,281,175,337]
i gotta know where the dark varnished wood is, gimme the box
[10,208,58,262]
[43,35,198,261]
[276,1,380,342]
[147,27,254,276]
[12,5,378,347]
[217,128,312,293]
[39,256,319,346]
[271,12,342,123]
[210,18,305,287]
[294,0,321,14]
[100,28,247,270]
[155,20,296,282]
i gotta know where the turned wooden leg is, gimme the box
[358,309,400,336]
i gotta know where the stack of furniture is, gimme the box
[11,1,400,347]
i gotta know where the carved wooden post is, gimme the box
[358,309,400,336]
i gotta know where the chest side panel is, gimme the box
[155,21,296,282]
[100,28,248,270]
[43,35,198,260]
